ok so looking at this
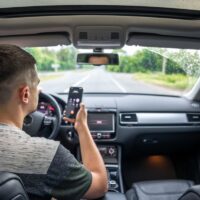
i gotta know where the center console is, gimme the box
[88,110,123,193]
[77,110,124,194]
[78,145,123,193]
[97,145,123,193]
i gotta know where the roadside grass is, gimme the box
[38,73,65,81]
[133,72,197,90]
[38,68,93,82]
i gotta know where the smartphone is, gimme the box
[65,87,83,118]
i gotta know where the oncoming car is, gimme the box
[0,1,200,200]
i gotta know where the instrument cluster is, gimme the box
[37,101,56,117]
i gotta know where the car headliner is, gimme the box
[0,0,200,11]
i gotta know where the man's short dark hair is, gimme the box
[0,44,37,104]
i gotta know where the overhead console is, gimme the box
[73,26,125,49]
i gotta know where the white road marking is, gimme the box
[110,76,127,93]
[64,74,90,92]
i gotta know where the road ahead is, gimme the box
[39,67,182,95]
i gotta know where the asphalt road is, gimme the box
[39,67,182,96]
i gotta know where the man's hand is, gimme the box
[63,103,88,134]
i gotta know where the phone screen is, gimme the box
[65,87,83,118]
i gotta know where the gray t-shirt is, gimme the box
[0,124,92,200]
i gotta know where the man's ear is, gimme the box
[19,85,30,104]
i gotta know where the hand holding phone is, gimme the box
[64,87,83,119]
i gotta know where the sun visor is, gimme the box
[0,32,70,47]
[127,33,200,49]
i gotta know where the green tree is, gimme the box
[57,47,76,70]
[25,46,77,71]
[107,48,185,74]
[169,49,200,77]
[25,48,56,71]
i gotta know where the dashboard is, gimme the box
[35,92,200,194]
[37,93,200,154]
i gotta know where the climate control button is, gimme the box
[96,132,102,139]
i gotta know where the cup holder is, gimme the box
[107,168,120,192]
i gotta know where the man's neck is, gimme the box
[0,107,24,129]
[0,119,22,129]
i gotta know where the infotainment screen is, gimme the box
[88,113,115,132]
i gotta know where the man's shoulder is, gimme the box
[0,123,59,143]
[0,124,60,174]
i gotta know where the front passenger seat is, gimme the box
[126,180,194,200]
[179,185,200,200]
[0,172,29,200]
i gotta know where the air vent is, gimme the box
[120,113,138,125]
[187,113,200,122]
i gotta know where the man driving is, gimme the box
[0,44,108,200]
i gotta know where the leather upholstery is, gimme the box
[126,180,194,200]
[179,185,200,200]
[0,172,29,200]
[96,192,127,200]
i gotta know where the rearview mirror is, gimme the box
[77,53,119,65]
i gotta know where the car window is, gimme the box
[25,45,200,96]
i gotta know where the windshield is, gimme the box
[25,45,200,96]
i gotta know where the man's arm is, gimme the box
[65,104,108,199]
[78,125,108,199]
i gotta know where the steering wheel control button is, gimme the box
[43,116,52,126]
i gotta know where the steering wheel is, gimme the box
[23,92,62,139]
